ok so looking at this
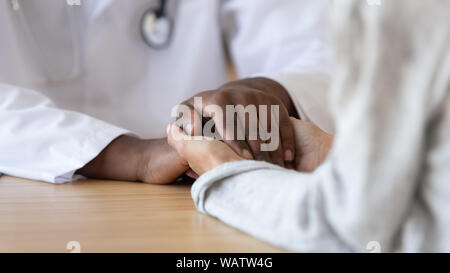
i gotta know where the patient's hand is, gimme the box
[165,118,332,177]
[167,124,243,175]
[290,117,333,172]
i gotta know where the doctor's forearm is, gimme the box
[76,135,147,181]
[76,136,187,184]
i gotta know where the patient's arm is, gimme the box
[168,0,448,252]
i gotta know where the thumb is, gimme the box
[167,123,190,154]
[289,116,301,126]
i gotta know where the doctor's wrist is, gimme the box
[77,135,189,184]
[77,135,147,182]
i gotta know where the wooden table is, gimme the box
[0,175,282,253]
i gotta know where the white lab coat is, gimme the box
[0,0,331,183]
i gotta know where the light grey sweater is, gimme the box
[191,0,450,252]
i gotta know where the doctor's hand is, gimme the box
[77,136,191,184]
[167,124,243,176]
[290,117,333,172]
[181,77,297,168]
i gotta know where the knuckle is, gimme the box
[213,90,232,103]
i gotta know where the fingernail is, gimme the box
[284,150,294,162]
[242,149,253,160]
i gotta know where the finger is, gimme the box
[295,153,305,172]
[254,113,272,162]
[223,139,254,160]
[178,103,203,136]
[289,116,301,124]
[183,91,253,159]
[247,139,271,162]
[280,113,296,162]
[188,106,203,136]
[289,117,303,170]
[213,106,253,160]
[167,123,189,154]
[270,143,286,167]
[285,161,295,170]
[185,169,199,179]
[231,105,269,162]
[228,114,254,159]
[265,107,285,167]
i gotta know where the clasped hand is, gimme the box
[77,77,332,183]
[167,117,333,176]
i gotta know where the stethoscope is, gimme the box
[140,0,174,49]
[10,0,175,50]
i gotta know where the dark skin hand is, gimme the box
[182,77,298,167]
[77,77,297,183]
[77,135,189,184]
